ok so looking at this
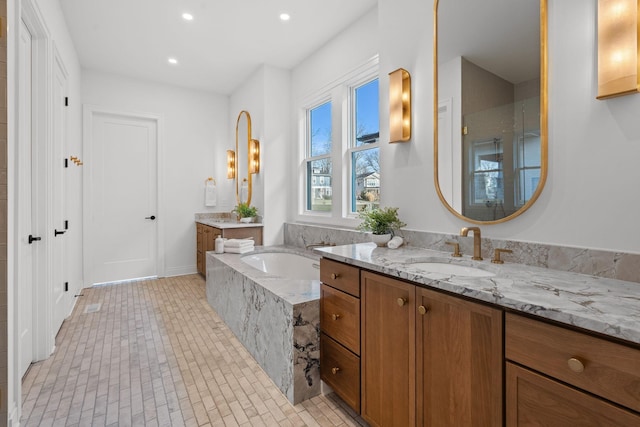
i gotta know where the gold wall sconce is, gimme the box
[249,139,260,174]
[389,68,411,142]
[227,150,236,179]
[597,0,640,99]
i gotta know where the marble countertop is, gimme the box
[316,243,640,346]
[196,218,263,229]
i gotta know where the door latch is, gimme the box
[145,215,156,220]
[28,235,42,244]
[54,229,66,236]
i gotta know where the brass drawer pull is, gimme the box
[331,367,341,375]
[331,313,341,321]
[568,357,585,373]
[330,273,340,280]
[397,297,407,307]
[418,305,428,315]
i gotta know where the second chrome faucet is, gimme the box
[460,227,483,260]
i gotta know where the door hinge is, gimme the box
[65,96,69,107]
[64,158,69,168]
[64,282,69,292]
[462,126,468,135]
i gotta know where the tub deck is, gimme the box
[205,247,320,404]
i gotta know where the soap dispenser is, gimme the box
[214,235,224,254]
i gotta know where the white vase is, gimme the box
[370,233,392,247]
[240,217,253,223]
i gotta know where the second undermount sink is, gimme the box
[409,262,495,278]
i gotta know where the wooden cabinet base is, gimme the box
[506,363,640,426]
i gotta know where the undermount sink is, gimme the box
[408,262,495,278]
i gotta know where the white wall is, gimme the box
[230,64,291,245]
[290,0,640,254]
[82,71,230,276]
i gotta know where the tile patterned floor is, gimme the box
[20,274,366,426]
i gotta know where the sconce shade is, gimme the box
[597,0,640,99]
[389,68,411,142]
[227,150,236,179]
[249,139,260,174]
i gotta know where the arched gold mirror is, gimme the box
[434,0,548,224]
[235,110,256,205]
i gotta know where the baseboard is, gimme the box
[164,265,197,277]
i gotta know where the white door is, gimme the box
[86,109,159,285]
[51,49,69,332]
[17,18,35,378]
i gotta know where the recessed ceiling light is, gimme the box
[279,13,291,21]
[168,58,178,65]
[182,12,194,21]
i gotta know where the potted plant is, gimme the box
[356,206,406,246]
[233,202,258,223]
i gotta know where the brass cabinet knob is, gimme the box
[331,367,340,375]
[330,273,340,280]
[568,357,585,373]
[418,305,428,315]
[331,313,341,321]
[397,297,407,307]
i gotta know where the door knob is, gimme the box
[28,235,42,244]
[145,215,156,220]
[397,297,407,307]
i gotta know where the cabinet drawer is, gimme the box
[507,363,640,426]
[321,284,360,354]
[320,258,360,297]
[321,333,360,413]
[506,313,640,413]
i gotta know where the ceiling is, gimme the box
[60,0,378,95]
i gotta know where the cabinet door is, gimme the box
[506,362,640,426]
[196,223,205,275]
[417,287,502,427]
[361,271,415,427]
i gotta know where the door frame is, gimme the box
[82,105,165,286]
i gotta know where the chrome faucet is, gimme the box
[305,241,336,249]
[460,227,483,260]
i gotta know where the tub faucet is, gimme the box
[460,227,483,260]
[305,241,336,249]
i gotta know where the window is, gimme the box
[514,133,541,206]
[350,79,380,213]
[300,58,379,220]
[470,138,504,205]
[306,102,332,212]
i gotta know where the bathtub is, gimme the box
[206,247,321,404]
[241,252,320,280]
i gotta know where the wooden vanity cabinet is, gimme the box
[336,266,502,427]
[195,222,263,275]
[320,258,361,413]
[505,313,640,426]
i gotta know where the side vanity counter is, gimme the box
[316,243,640,427]
[195,214,263,275]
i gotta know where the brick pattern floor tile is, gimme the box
[21,275,367,426]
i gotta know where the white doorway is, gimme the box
[83,107,162,285]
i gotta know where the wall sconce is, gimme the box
[227,150,236,179]
[249,139,260,174]
[389,68,411,142]
[597,0,640,99]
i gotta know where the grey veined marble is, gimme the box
[206,246,321,404]
[316,243,640,346]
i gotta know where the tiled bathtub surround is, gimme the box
[205,247,321,405]
[284,223,640,284]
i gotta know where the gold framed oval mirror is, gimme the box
[433,0,548,224]
[235,110,253,205]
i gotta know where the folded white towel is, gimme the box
[387,236,404,249]
[224,246,254,254]
[224,238,255,248]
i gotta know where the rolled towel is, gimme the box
[224,246,254,254]
[224,238,255,248]
[387,236,404,249]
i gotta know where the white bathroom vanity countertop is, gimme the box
[316,243,640,346]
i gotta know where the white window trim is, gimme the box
[295,56,379,227]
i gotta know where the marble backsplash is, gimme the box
[284,223,640,284]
